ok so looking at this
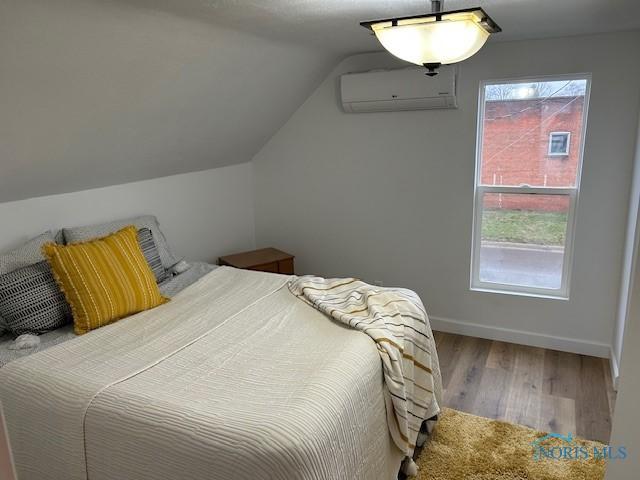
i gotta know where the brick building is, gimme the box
[481,96,584,212]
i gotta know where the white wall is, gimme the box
[606,196,640,478]
[252,31,640,356]
[612,112,640,385]
[0,163,255,263]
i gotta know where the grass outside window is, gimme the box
[481,209,567,246]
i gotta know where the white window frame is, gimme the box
[470,74,591,300]
[548,131,571,156]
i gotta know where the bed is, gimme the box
[0,263,442,480]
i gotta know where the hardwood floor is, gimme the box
[434,331,616,443]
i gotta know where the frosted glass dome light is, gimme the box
[361,4,501,76]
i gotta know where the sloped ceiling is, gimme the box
[0,0,335,202]
[2,0,640,202]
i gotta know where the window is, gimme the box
[549,132,571,156]
[471,75,591,299]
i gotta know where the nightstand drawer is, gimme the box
[249,262,279,273]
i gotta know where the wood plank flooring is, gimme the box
[434,331,616,443]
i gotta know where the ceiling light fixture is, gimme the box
[361,1,501,76]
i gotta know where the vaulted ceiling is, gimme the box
[1,0,640,202]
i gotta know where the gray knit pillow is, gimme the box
[62,215,178,269]
[0,231,55,275]
[0,261,72,335]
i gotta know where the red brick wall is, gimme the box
[481,97,583,212]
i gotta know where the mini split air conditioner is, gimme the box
[340,65,457,113]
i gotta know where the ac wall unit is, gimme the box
[340,65,457,113]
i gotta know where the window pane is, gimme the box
[480,79,588,188]
[549,132,570,155]
[478,193,570,290]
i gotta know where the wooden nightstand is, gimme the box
[218,248,295,275]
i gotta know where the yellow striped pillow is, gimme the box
[43,226,169,335]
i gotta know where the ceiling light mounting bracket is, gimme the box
[423,63,441,77]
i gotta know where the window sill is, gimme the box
[470,286,569,301]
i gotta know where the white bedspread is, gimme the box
[0,267,404,480]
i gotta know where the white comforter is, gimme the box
[0,267,405,480]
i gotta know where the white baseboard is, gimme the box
[609,347,620,391]
[430,316,611,358]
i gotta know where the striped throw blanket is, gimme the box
[288,276,441,467]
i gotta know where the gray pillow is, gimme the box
[0,231,56,334]
[137,228,170,284]
[0,231,55,275]
[62,215,178,269]
[0,261,72,336]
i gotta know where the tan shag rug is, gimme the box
[414,408,606,480]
